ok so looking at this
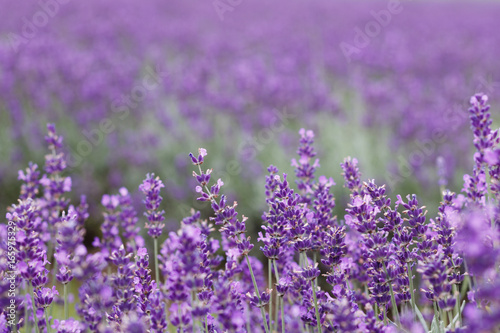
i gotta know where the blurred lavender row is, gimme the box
[1,0,499,220]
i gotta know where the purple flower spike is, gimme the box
[18,162,40,200]
[149,288,168,333]
[292,128,319,201]
[189,148,208,165]
[140,173,166,239]
[134,247,154,317]
[341,157,362,195]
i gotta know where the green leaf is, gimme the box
[415,305,429,332]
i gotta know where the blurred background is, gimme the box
[1,0,499,247]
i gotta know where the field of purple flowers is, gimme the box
[1,0,500,222]
[1,0,500,332]
[1,94,499,332]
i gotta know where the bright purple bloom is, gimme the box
[34,286,59,309]
[17,162,40,200]
[134,247,154,317]
[139,174,166,238]
[149,288,168,333]
[341,157,363,195]
[291,128,319,202]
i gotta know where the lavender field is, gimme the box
[1,0,500,332]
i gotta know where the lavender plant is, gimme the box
[1,92,500,332]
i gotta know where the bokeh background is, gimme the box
[1,0,499,247]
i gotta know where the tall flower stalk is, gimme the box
[189,148,271,333]
[140,174,166,284]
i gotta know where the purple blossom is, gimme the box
[134,247,154,317]
[417,253,456,310]
[341,157,363,195]
[291,128,319,202]
[149,288,168,333]
[109,245,136,313]
[17,162,40,200]
[139,174,166,238]
[34,286,59,309]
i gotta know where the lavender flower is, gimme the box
[321,225,347,285]
[108,245,136,317]
[260,169,292,262]
[134,247,154,318]
[189,147,271,333]
[417,253,456,312]
[291,128,319,202]
[18,162,40,200]
[96,193,123,256]
[139,174,166,239]
[55,208,85,286]
[149,288,168,333]
[34,286,59,309]
[463,94,500,207]
[40,123,71,233]
[341,157,363,195]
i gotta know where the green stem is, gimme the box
[177,303,184,332]
[273,260,281,281]
[383,308,388,326]
[485,166,495,229]
[25,284,30,333]
[300,252,308,269]
[447,311,454,329]
[280,297,285,333]
[64,283,68,320]
[433,302,441,333]
[205,315,209,333]
[311,280,322,333]
[407,262,416,317]
[245,255,270,333]
[44,309,51,333]
[268,258,272,332]
[49,262,57,320]
[274,288,279,332]
[313,252,318,289]
[29,284,39,333]
[440,308,446,328]
[462,259,477,304]
[154,237,160,284]
[449,258,462,326]
[452,284,461,326]
[383,263,401,327]
[273,259,282,332]
[269,260,280,332]
[191,291,196,333]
